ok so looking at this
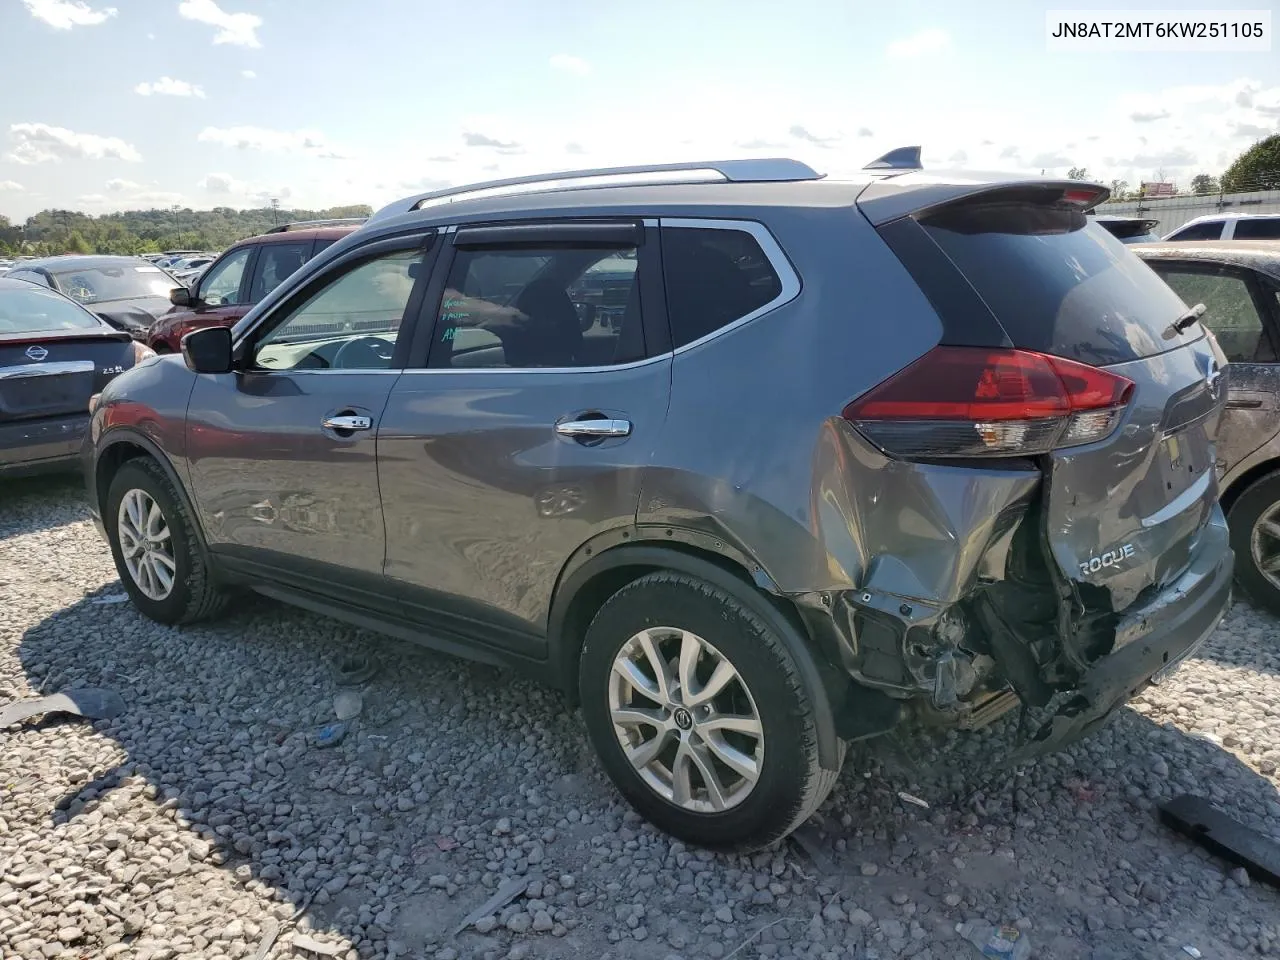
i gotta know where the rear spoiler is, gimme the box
[856,176,1111,226]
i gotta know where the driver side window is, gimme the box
[200,247,252,306]
[252,248,424,372]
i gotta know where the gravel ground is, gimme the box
[2,474,1279,960]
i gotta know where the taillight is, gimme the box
[842,346,1134,459]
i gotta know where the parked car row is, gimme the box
[3,156,1278,850]
[1091,210,1280,244]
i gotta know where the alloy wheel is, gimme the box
[1250,501,1280,592]
[117,488,177,601]
[608,627,764,813]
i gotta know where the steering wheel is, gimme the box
[332,336,394,369]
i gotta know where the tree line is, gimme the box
[0,204,374,258]
[1069,135,1280,201]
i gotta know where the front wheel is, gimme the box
[1228,468,1280,616]
[578,572,842,851]
[105,457,228,624]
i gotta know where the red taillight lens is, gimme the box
[843,346,1134,459]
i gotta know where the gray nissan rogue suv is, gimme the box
[84,151,1233,850]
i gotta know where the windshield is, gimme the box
[0,284,102,334]
[51,264,175,305]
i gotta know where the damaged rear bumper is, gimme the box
[1011,509,1233,762]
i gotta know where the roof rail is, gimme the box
[863,146,923,172]
[368,158,825,224]
[265,217,368,234]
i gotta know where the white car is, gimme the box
[1163,213,1280,241]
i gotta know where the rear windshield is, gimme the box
[922,202,1197,365]
[0,284,101,334]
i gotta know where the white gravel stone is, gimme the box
[2,479,1279,960]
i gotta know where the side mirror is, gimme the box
[170,286,193,307]
[181,326,233,374]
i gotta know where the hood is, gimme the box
[88,296,172,335]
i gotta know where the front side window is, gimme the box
[252,248,424,371]
[249,242,311,303]
[429,244,643,369]
[661,226,783,349]
[199,247,252,306]
[1149,265,1271,362]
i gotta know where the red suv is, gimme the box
[146,220,362,353]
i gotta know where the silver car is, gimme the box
[84,153,1233,850]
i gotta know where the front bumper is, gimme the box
[0,413,89,478]
[1012,508,1233,762]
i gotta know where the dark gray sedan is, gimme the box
[0,277,153,477]
[4,255,179,340]
[1135,241,1280,611]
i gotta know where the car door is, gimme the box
[184,230,436,606]
[1145,259,1280,479]
[377,220,672,655]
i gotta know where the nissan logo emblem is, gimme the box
[25,345,48,361]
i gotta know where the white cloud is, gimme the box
[7,123,141,164]
[549,54,591,76]
[135,77,206,98]
[0,180,24,192]
[177,0,262,48]
[106,178,140,192]
[21,0,116,29]
[241,69,256,79]
[199,172,246,194]
[886,28,949,59]
[197,125,341,157]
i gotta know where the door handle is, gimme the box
[555,418,632,438]
[322,414,372,431]
[1225,397,1264,409]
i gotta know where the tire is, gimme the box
[105,457,228,625]
[1228,469,1280,616]
[578,571,843,851]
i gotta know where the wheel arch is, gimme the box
[95,430,209,554]
[1222,457,1280,516]
[548,529,845,771]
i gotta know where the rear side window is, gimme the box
[1147,265,1273,363]
[919,203,1195,365]
[428,244,644,369]
[661,226,783,348]
[1233,218,1280,240]
[1167,220,1223,241]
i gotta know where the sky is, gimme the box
[1,0,1279,220]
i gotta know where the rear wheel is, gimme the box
[106,458,228,625]
[1228,469,1280,616]
[578,572,842,851]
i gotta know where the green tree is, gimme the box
[1067,166,1091,180]
[64,230,91,254]
[1190,174,1220,195]
[1221,135,1280,192]
[1109,179,1129,200]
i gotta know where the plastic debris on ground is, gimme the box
[0,688,126,729]
[1182,947,1202,958]
[956,920,1032,959]
[333,689,363,721]
[90,594,129,604]
[314,722,347,748]
[898,791,930,809]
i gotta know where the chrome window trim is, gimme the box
[0,360,96,379]
[395,352,670,376]
[659,217,801,356]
